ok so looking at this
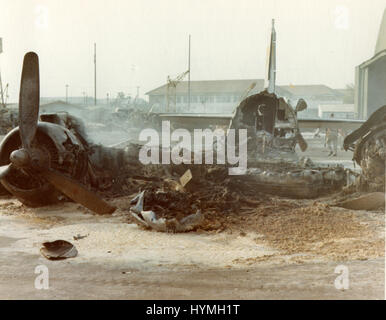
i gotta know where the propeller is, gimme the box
[288,99,308,152]
[0,52,115,215]
[296,132,308,152]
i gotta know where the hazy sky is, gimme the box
[0,0,385,102]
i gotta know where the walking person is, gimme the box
[325,113,338,157]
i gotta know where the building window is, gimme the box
[217,95,231,103]
[199,95,208,103]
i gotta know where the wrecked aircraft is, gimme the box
[0,22,381,234]
[218,89,348,198]
[344,105,386,192]
[0,21,354,221]
[229,90,308,160]
[0,52,115,214]
[198,21,349,198]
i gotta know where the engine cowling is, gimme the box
[0,121,89,207]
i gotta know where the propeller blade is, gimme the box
[41,169,116,215]
[296,132,308,152]
[19,52,40,150]
[0,164,12,179]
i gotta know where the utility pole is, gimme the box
[134,86,140,106]
[94,42,97,106]
[106,93,109,106]
[65,84,69,103]
[0,37,6,108]
[0,71,5,108]
[188,34,191,111]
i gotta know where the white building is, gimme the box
[318,104,356,119]
[355,9,386,119]
[276,85,344,118]
[146,79,265,113]
[146,80,344,116]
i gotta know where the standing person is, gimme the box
[338,128,346,151]
[325,113,338,157]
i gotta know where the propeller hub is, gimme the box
[10,149,30,168]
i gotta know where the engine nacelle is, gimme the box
[0,121,89,207]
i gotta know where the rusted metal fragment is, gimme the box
[40,240,78,260]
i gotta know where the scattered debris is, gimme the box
[179,169,193,187]
[73,234,89,241]
[40,240,78,260]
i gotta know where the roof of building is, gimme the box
[278,85,342,97]
[146,80,342,100]
[39,100,86,110]
[359,8,386,69]
[375,8,386,55]
[146,79,265,95]
[318,104,355,112]
[4,100,79,110]
[41,100,77,106]
[335,88,352,96]
[359,49,386,69]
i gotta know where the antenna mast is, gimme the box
[94,43,97,106]
[188,34,191,110]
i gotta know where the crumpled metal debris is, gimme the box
[40,240,78,260]
[129,190,203,233]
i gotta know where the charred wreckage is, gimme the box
[0,52,384,232]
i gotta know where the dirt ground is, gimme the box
[0,133,384,300]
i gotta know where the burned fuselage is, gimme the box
[229,90,305,163]
[223,90,348,198]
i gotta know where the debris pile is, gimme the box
[123,165,270,232]
[130,190,203,233]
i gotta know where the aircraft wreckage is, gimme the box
[0,52,115,214]
[344,105,386,193]
[0,51,384,231]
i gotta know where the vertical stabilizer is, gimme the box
[267,19,276,94]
